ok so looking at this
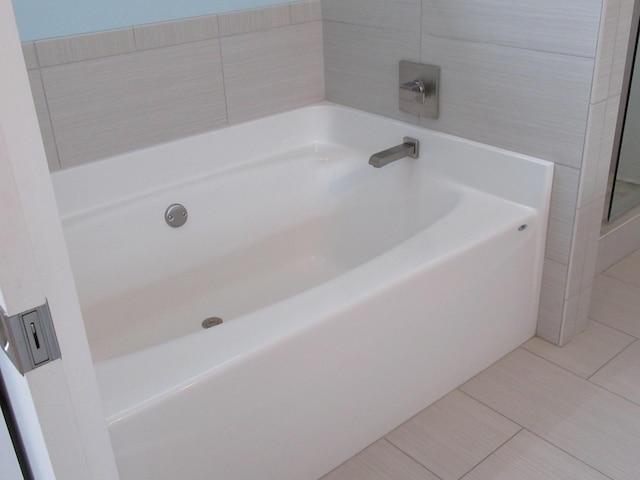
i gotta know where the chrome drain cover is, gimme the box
[165,203,188,228]
[202,317,223,329]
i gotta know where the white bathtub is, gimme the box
[52,103,553,480]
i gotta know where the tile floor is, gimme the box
[321,249,640,480]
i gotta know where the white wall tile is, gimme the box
[596,234,610,276]
[291,0,322,24]
[610,0,635,97]
[419,36,593,169]
[221,22,324,124]
[35,28,136,67]
[578,101,607,209]
[591,0,621,104]
[565,204,592,300]
[27,70,60,171]
[596,95,622,200]
[558,294,579,346]
[537,259,569,343]
[324,21,420,123]
[42,40,227,167]
[546,166,581,264]
[21,42,38,70]
[322,0,421,35]
[133,16,219,50]
[218,5,291,37]
[575,283,593,333]
[582,196,607,289]
[422,0,601,58]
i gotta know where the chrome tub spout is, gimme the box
[369,137,420,168]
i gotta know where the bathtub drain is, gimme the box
[165,203,188,228]
[202,317,223,329]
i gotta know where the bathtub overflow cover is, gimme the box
[165,203,188,228]
[202,317,223,329]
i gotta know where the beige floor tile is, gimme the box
[461,348,640,480]
[522,321,634,378]
[604,248,640,288]
[462,430,610,480]
[589,275,640,338]
[591,340,640,405]
[386,389,521,480]
[320,439,439,480]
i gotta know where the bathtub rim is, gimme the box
[51,101,554,219]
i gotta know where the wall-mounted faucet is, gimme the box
[369,137,420,168]
[399,60,439,118]
[400,80,427,103]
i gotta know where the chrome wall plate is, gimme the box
[399,60,440,118]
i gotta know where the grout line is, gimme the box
[460,386,622,480]
[35,68,63,170]
[215,16,230,126]
[420,31,598,60]
[588,379,640,408]
[457,427,523,479]
[591,317,640,340]
[588,338,637,380]
[464,347,640,416]
[519,345,597,379]
[382,439,444,480]
[419,0,423,61]
[525,429,617,480]
[454,387,529,434]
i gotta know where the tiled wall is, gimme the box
[324,0,631,346]
[559,0,635,344]
[21,1,323,170]
[595,3,640,278]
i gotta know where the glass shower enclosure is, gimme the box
[608,1,640,221]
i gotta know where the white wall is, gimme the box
[12,0,291,41]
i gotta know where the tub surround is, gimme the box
[21,1,323,171]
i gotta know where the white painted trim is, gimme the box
[0,0,119,478]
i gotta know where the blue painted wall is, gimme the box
[12,0,291,41]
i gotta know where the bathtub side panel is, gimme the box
[108,223,540,480]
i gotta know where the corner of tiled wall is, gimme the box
[595,0,640,277]
[323,0,607,346]
[22,0,323,170]
[556,0,635,345]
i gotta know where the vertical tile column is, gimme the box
[323,0,608,345]
[560,0,636,344]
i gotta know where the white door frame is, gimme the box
[0,0,119,478]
